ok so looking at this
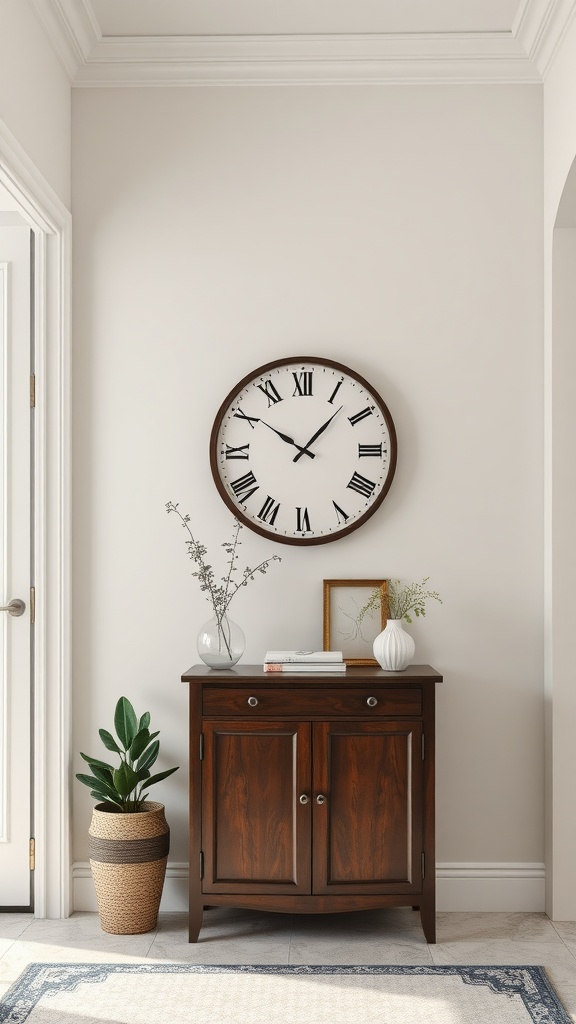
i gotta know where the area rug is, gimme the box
[0,964,571,1024]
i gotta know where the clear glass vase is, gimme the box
[197,614,245,669]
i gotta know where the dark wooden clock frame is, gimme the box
[209,356,398,546]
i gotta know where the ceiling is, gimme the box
[89,0,523,38]
[29,0,576,85]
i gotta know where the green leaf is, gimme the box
[113,761,140,798]
[76,772,102,790]
[79,752,114,773]
[90,764,114,784]
[138,712,151,731]
[90,774,123,804]
[145,766,179,788]
[134,767,151,783]
[128,728,150,762]
[114,697,138,750]
[136,739,159,772]
[77,769,117,800]
[90,790,123,808]
[99,729,121,754]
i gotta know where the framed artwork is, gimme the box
[323,579,388,666]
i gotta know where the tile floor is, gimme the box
[1,909,576,1020]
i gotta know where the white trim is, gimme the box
[437,861,546,877]
[30,0,576,85]
[515,0,576,76]
[27,0,550,86]
[73,861,547,915]
[0,262,8,846]
[0,120,72,919]
[71,31,539,87]
[436,862,546,912]
[28,0,100,81]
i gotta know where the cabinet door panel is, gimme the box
[313,721,423,895]
[202,721,311,894]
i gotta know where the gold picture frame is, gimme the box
[323,579,388,666]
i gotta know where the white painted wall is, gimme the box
[543,18,576,920]
[0,0,71,207]
[71,83,544,910]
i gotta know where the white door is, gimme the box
[0,221,33,909]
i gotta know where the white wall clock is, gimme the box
[209,356,397,546]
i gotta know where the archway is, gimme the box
[546,152,576,920]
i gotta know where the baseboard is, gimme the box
[72,861,546,915]
[436,863,546,912]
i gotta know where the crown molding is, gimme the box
[29,0,100,80]
[72,32,540,86]
[514,0,576,76]
[28,0,554,86]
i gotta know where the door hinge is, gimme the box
[200,851,204,879]
[29,374,35,408]
[29,838,35,871]
[199,733,204,760]
[30,587,35,626]
[421,852,425,879]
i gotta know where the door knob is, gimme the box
[247,696,259,707]
[0,598,25,617]
[299,794,309,805]
[366,696,378,707]
[316,794,326,805]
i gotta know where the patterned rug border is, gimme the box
[0,963,571,1024]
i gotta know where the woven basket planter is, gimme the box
[88,801,170,934]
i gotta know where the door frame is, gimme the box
[0,119,71,917]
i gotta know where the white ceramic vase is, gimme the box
[197,614,245,669]
[373,618,415,672]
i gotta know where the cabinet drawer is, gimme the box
[202,687,422,718]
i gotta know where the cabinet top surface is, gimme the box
[181,664,442,684]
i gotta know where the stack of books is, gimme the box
[263,650,346,673]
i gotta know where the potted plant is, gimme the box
[76,696,179,934]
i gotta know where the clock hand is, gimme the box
[259,419,315,459]
[293,406,343,463]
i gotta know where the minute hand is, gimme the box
[293,406,343,463]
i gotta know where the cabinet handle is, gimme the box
[247,696,259,707]
[299,794,309,805]
[366,696,378,707]
[316,794,326,805]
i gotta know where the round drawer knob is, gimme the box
[299,794,309,805]
[247,696,259,707]
[366,696,378,707]
[316,794,326,805]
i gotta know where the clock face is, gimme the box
[209,357,397,546]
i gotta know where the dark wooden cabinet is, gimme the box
[182,664,442,943]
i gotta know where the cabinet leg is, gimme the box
[420,899,436,944]
[188,903,203,943]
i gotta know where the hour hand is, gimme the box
[259,420,315,459]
